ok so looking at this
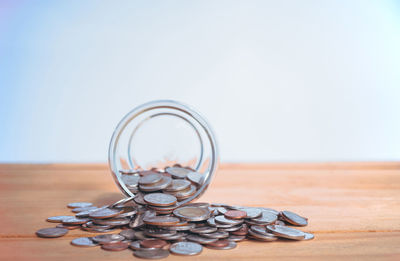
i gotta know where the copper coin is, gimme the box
[133,249,170,259]
[139,173,163,186]
[140,239,167,249]
[67,202,93,209]
[89,208,123,219]
[36,227,68,238]
[281,210,308,226]
[206,241,237,250]
[71,237,98,247]
[206,239,230,247]
[46,215,73,223]
[224,210,247,220]
[143,216,180,226]
[101,242,129,251]
[144,193,177,207]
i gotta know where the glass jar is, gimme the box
[108,100,219,206]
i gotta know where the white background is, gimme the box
[1,0,399,163]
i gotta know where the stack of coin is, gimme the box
[36,166,314,259]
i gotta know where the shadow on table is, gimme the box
[91,192,124,206]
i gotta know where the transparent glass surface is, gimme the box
[108,100,219,205]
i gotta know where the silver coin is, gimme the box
[303,232,315,240]
[121,175,140,187]
[207,217,235,228]
[217,207,227,215]
[201,231,229,239]
[251,211,277,225]
[119,169,139,175]
[67,202,93,209]
[46,215,74,223]
[92,234,125,244]
[144,193,177,207]
[139,173,163,186]
[186,172,203,185]
[266,225,306,240]
[71,237,98,247]
[172,185,197,199]
[248,229,278,242]
[116,206,138,218]
[164,179,191,192]
[190,226,218,234]
[62,217,89,225]
[186,234,218,244]
[206,241,237,250]
[228,235,246,242]
[281,210,308,226]
[240,207,262,219]
[75,208,102,218]
[215,215,243,226]
[161,223,196,231]
[134,249,170,259]
[170,242,203,256]
[165,167,191,179]
[260,207,280,215]
[36,227,68,238]
[158,232,186,241]
[173,206,210,222]
[72,206,97,214]
[139,176,172,192]
[120,229,136,240]
[144,228,177,238]
[92,217,130,226]
[218,225,242,232]
[89,207,123,219]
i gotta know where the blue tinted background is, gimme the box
[1,0,400,162]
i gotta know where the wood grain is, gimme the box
[0,163,399,260]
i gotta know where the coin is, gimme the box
[130,240,157,250]
[101,242,129,251]
[215,215,243,226]
[190,226,218,234]
[281,210,308,226]
[224,210,247,220]
[240,208,262,219]
[248,227,278,241]
[119,169,139,175]
[139,173,163,186]
[133,249,170,259]
[164,179,191,192]
[93,217,130,226]
[89,208,123,219]
[110,197,135,208]
[170,242,203,256]
[121,175,140,187]
[144,193,177,207]
[228,235,246,242]
[92,234,125,244]
[62,217,89,225]
[172,185,197,200]
[202,231,229,239]
[266,225,306,240]
[165,167,191,179]
[36,227,68,238]
[144,228,177,238]
[140,176,172,192]
[186,234,218,244]
[231,224,248,236]
[67,202,93,209]
[251,211,277,224]
[143,216,180,226]
[207,240,237,250]
[56,224,80,230]
[120,229,136,240]
[173,206,210,222]
[71,237,98,247]
[46,215,73,223]
[206,239,230,247]
[187,172,203,185]
[116,206,138,218]
[303,232,315,240]
[72,206,98,213]
[140,239,168,249]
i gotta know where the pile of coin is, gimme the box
[36,166,314,259]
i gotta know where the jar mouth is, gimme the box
[108,100,219,206]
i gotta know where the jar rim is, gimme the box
[108,100,219,205]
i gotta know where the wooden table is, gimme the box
[1,163,400,260]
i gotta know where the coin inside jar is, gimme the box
[165,167,191,179]
[138,173,163,186]
[164,179,191,192]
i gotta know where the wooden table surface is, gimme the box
[1,162,400,261]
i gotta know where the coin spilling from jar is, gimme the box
[36,165,314,259]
